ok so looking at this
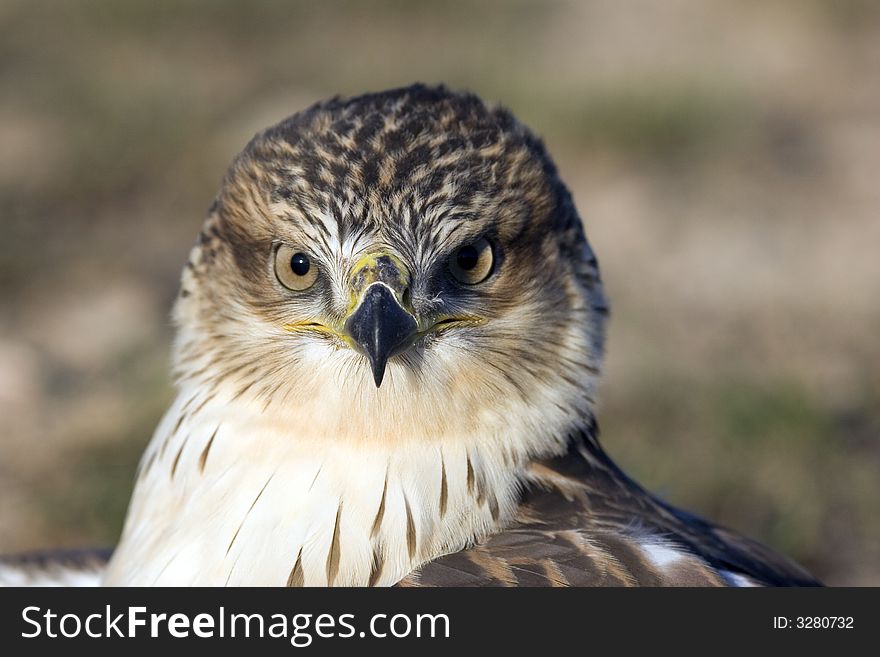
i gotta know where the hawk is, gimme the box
[2,85,818,587]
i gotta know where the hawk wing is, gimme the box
[0,547,109,587]
[398,429,820,587]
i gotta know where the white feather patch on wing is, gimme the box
[0,563,103,587]
[638,539,689,570]
[719,570,760,587]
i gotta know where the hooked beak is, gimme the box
[344,283,417,387]
[343,253,417,387]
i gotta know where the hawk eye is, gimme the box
[291,253,310,276]
[449,238,493,285]
[456,246,479,270]
[275,244,319,291]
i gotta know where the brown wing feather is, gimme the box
[400,427,820,587]
[0,547,110,586]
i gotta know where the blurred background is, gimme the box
[0,0,877,585]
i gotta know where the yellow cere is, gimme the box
[347,252,410,299]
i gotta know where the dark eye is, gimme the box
[291,252,310,276]
[275,245,319,291]
[456,246,479,271]
[449,238,493,284]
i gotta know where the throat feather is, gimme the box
[104,395,530,586]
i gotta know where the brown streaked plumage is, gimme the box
[370,477,387,539]
[326,505,343,585]
[439,457,448,518]
[399,427,818,586]
[404,495,417,560]
[197,426,218,473]
[0,84,819,587]
[286,548,304,588]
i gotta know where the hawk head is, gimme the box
[174,84,607,449]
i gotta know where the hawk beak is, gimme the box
[345,284,417,387]
[343,253,417,388]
